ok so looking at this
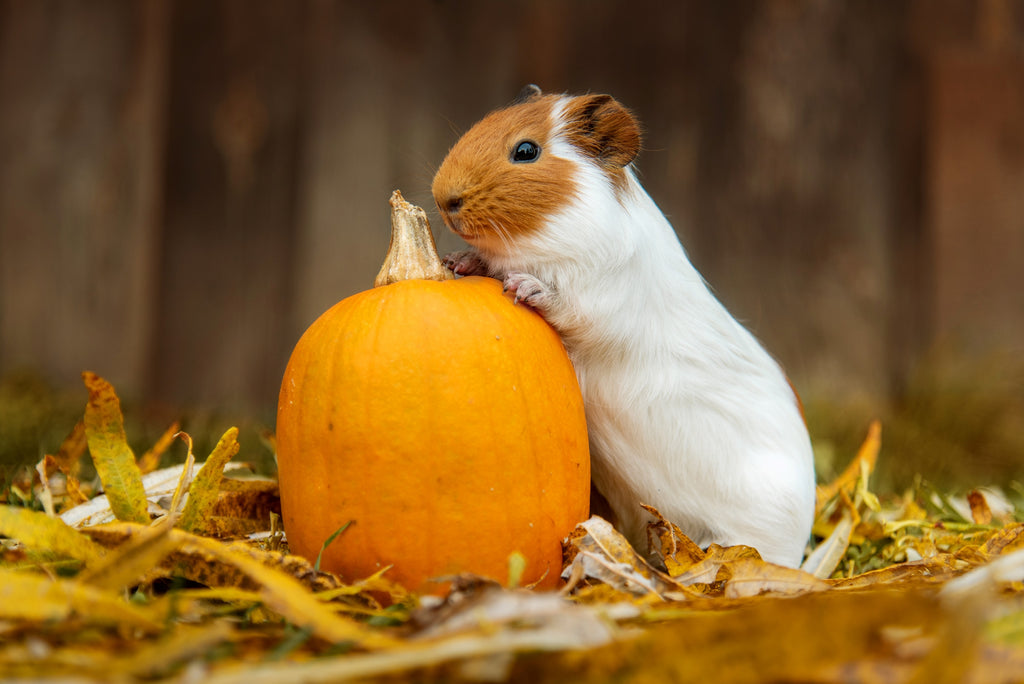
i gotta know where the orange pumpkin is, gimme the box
[276,191,590,592]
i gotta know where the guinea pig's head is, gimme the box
[432,87,641,254]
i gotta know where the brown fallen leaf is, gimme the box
[563,516,693,599]
[967,490,994,526]
[208,478,281,536]
[36,420,90,511]
[982,523,1024,556]
[642,503,706,577]
[721,557,830,598]
[672,543,763,587]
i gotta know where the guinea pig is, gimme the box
[431,85,815,568]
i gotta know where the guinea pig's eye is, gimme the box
[511,140,541,163]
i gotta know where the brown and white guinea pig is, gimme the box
[431,85,816,568]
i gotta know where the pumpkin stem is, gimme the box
[374,190,455,287]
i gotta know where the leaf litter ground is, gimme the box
[3,373,1024,682]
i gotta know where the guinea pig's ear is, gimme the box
[562,94,641,169]
[513,84,543,105]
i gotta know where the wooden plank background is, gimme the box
[1,0,1021,420]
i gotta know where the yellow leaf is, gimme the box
[83,522,393,648]
[166,432,196,522]
[77,519,183,592]
[0,504,106,565]
[180,532,396,647]
[137,420,181,474]
[82,371,150,524]
[51,419,88,475]
[315,565,412,609]
[0,568,161,632]
[178,428,240,534]
[172,586,265,604]
[118,622,234,678]
[815,419,881,516]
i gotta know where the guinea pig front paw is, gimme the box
[442,250,490,277]
[503,272,553,312]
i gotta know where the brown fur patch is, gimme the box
[432,95,577,245]
[558,94,641,192]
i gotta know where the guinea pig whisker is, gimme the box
[491,220,520,260]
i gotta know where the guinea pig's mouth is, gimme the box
[440,215,478,241]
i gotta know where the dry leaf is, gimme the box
[117,622,234,678]
[59,461,250,528]
[48,419,89,475]
[36,420,89,509]
[815,419,881,516]
[0,568,162,632]
[722,558,830,598]
[79,522,393,647]
[669,544,763,590]
[982,524,1024,556]
[802,507,857,579]
[181,531,396,647]
[967,490,994,526]
[137,420,181,474]
[209,478,281,535]
[563,516,693,599]
[12,374,1024,683]
[830,555,963,590]
[76,519,183,591]
[179,427,240,534]
[942,547,1024,601]
[0,504,106,565]
[81,521,340,594]
[82,371,150,524]
[641,503,705,577]
[411,580,615,644]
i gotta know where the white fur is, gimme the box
[455,97,816,567]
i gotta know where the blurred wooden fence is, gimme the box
[1,0,1022,415]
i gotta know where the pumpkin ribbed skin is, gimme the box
[276,275,589,591]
